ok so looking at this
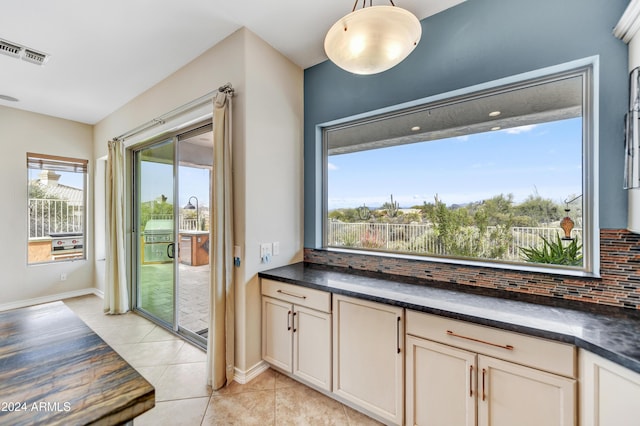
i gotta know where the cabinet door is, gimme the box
[406,336,476,426]
[262,296,293,372]
[333,295,404,425]
[478,355,576,426]
[580,349,640,426]
[293,305,332,391]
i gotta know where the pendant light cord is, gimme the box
[352,0,395,11]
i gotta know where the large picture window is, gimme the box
[27,153,88,264]
[323,60,597,276]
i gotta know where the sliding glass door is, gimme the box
[133,124,212,346]
[135,139,176,326]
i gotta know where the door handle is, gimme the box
[167,243,175,259]
[287,310,292,331]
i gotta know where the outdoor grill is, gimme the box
[142,219,174,263]
[50,232,83,252]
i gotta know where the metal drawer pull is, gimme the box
[396,316,401,354]
[446,330,514,351]
[482,368,486,401]
[287,310,292,331]
[293,312,297,333]
[277,289,307,299]
[469,365,473,397]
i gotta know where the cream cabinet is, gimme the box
[261,279,332,391]
[333,294,404,425]
[406,310,577,426]
[580,349,640,426]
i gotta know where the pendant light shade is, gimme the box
[324,4,422,75]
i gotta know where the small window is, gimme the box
[322,61,597,276]
[27,153,88,264]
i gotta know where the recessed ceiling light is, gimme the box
[491,126,501,131]
[0,94,18,102]
[411,126,421,131]
[489,111,501,117]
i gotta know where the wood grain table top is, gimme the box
[0,302,154,425]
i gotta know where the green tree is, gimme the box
[514,195,562,226]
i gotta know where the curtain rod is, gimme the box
[113,83,234,142]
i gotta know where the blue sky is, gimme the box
[327,118,583,210]
[140,163,210,208]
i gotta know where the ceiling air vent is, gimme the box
[22,48,49,66]
[0,39,21,58]
[0,37,50,66]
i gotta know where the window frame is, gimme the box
[27,152,89,265]
[319,57,599,277]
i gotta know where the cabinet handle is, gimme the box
[293,312,297,333]
[469,365,473,397]
[446,330,514,351]
[396,316,401,354]
[277,289,307,299]
[482,368,486,401]
[287,310,292,331]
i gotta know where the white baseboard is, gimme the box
[233,360,270,384]
[0,287,103,312]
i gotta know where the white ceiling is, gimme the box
[0,0,464,125]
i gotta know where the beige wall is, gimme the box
[0,106,94,308]
[93,28,304,374]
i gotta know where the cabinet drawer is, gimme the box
[406,310,576,378]
[262,279,331,313]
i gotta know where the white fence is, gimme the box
[149,214,206,231]
[29,199,83,238]
[327,221,582,261]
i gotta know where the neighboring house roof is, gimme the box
[30,181,83,206]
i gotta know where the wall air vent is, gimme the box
[22,48,49,66]
[0,39,21,58]
[0,37,50,66]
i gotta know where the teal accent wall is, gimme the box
[304,0,629,247]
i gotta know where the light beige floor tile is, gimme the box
[155,362,211,401]
[91,322,157,345]
[135,365,168,388]
[134,396,210,426]
[79,311,151,329]
[63,295,104,315]
[111,340,185,368]
[274,371,299,389]
[212,368,276,395]
[343,405,383,425]
[172,341,207,364]
[275,380,349,426]
[141,326,181,342]
[203,390,275,425]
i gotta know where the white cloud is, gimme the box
[327,162,338,171]
[504,124,537,134]
[456,135,470,142]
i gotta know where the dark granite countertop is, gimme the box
[259,262,640,375]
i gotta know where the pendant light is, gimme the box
[324,0,422,75]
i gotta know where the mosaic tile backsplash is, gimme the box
[304,229,640,311]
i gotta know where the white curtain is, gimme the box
[207,90,235,389]
[104,139,130,314]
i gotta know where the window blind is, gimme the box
[27,153,88,174]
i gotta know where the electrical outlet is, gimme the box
[60,273,67,281]
[273,241,280,256]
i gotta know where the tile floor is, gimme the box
[62,295,382,426]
